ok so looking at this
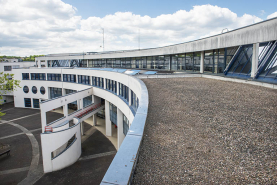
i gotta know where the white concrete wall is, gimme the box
[41,119,81,173]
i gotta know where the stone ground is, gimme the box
[132,78,277,184]
[0,103,116,185]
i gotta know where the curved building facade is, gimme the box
[9,17,277,184]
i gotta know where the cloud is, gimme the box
[267,12,277,19]
[0,2,264,56]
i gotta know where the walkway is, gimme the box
[0,104,116,185]
[132,78,277,184]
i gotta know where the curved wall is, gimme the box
[14,68,149,178]
[37,18,277,61]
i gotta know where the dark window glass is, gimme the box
[33,99,40,108]
[49,87,62,99]
[123,115,129,136]
[24,98,31,107]
[40,86,45,95]
[32,86,37,94]
[23,86,29,93]
[22,73,29,80]
[4,66,12,71]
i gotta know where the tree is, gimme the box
[0,72,20,118]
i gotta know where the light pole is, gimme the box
[101,28,104,52]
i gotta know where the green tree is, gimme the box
[0,72,20,118]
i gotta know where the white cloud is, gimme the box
[267,12,277,19]
[0,2,264,56]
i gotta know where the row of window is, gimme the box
[22,73,139,110]
[85,47,237,73]
[23,86,45,95]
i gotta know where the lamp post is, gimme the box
[101,28,104,52]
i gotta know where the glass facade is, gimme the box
[106,79,117,94]
[92,76,104,88]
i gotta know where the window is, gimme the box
[123,115,129,136]
[83,95,92,107]
[49,87,62,99]
[78,75,90,85]
[23,86,29,93]
[47,73,61,81]
[22,73,29,80]
[109,103,117,125]
[33,99,40,108]
[40,86,45,95]
[32,86,37,94]
[24,98,31,107]
[63,74,76,82]
[65,89,77,95]
[4,66,12,71]
[31,73,46,80]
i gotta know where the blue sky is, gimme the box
[63,0,277,19]
[0,0,276,56]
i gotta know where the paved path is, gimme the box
[0,105,116,185]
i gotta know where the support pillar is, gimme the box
[93,114,97,126]
[63,104,68,117]
[200,51,204,73]
[38,60,41,68]
[105,100,112,136]
[117,108,124,149]
[41,112,47,133]
[117,81,120,96]
[251,43,259,78]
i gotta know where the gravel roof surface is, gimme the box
[132,78,277,184]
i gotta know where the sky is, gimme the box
[0,0,277,56]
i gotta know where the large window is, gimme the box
[31,73,46,80]
[33,99,40,108]
[65,89,77,95]
[109,103,117,125]
[63,74,76,83]
[22,73,29,80]
[83,95,92,107]
[4,66,12,71]
[49,87,62,99]
[47,74,61,81]
[24,98,31,107]
[78,75,90,85]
